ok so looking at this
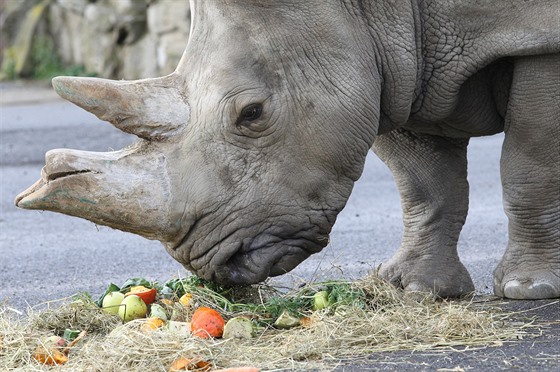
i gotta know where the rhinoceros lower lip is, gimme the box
[15,169,96,207]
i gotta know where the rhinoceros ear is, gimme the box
[51,75,189,140]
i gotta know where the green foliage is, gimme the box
[156,276,372,326]
[21,36,97,80]
[1,49,18,80]
[30,36,61,79]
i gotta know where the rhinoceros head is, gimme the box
[16,1,383,285]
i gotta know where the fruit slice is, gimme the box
[179,293,192,306]
[149,303,168,320]
[312,290,330,310]
[167,320,192,334]
[33,336,68,366]
[223,317,254,339]
[273,310,300,329]
[141,317,165,333]
[169,357,211,371]
[125,286,157,305]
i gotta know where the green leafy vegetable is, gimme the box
[119,277,155,292]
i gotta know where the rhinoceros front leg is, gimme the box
[372,129,474,297]
[495,54,560,299]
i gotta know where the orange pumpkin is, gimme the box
[190,307,225,338]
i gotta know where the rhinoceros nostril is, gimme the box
[47,169,96,182]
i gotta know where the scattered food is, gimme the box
[0,273,537,370]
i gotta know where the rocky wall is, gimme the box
[1,0,191,80]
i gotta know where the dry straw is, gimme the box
[0,274,534,371]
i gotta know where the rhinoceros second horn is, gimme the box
[51,75,190,140]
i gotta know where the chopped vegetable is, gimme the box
[167,320,192,334]
[62,329,81,342]
[150,303,168,320]
[312,290,330,310]
[299,316,314,328]
[169,357,211,371]
[141,317,165,333]
[273,310,300,329]
[179,293,192,306]
[223,317,255,339]
[33,336,68,366]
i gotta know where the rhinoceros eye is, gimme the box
[238,103,263,124]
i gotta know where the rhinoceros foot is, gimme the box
[378,252,475,298]
[494,251,560,299]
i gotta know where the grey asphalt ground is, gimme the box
[0,81,558,370]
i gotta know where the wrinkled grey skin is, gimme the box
[16,0,559,299]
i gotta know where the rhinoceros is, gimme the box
[16,0,559,299]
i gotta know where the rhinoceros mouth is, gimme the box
[187,226,328,286]
[15,167,97,207]
[46,169,95,182]
[212,242,318,285]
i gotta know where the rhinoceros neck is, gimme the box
[343,0,422,134]
[410,0,560,124]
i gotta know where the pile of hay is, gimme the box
[0,274,531,371]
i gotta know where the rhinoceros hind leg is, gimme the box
[373,129,474,298]
[494,54,560,300]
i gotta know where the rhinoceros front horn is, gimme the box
[52,75,189,140]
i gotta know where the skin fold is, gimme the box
[16,0,560,298]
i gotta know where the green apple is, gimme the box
[118,294,148,322]
[101,291,125,315]
[313,290,330,311]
